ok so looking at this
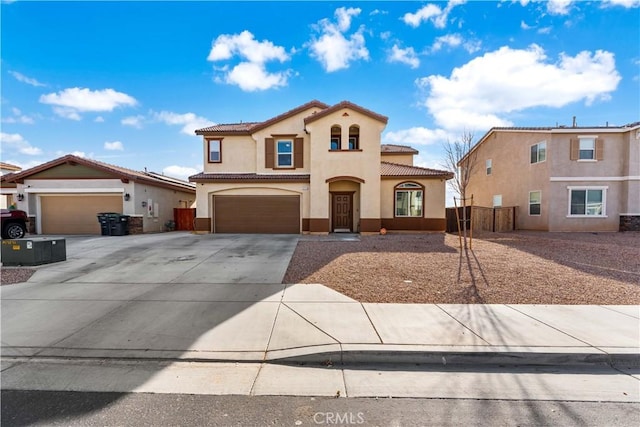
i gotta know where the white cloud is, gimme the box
[162,165,199,180]
[224,62,289,92]
[537,26,552,34]
[0,132,43,156]
[153,111,214,136]
[94,116,105,123]
[1,107,35,124]
[547,0,573,15]
[207,30,291,92]
[430,33,480,54]
[104,141,124,151]
[416,45,621,131]
[39,87,137,120]
[121,115,145,129]
[403,0,466,29]
[383,127,451,146]
[521,20,533,30]
[208,30,289,63]
[602,0,640,7]
[309,7,369,72]
[9,70,46,87]
[388,44,420,68]
[70,151,87,158]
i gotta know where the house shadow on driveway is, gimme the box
[1,232,297,426]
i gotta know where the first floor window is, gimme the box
[277,140,293,167]
[395,183,423,217]
[529,191,541,215]
[570,188,605,216]
[493,195,502,207]
[531,141,546,164]
[208,139,221,163]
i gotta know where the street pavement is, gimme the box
[1,232,638,403]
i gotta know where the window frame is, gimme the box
[394,182,424,218]
[208,139,222,163]
[530,141,547,164]
[330,137,340,150]
[493,195,502,208]
[276,139,294,168]
[567,186,607,218]
[578,137,596,161]
[486,159,492,175]
[529,191,541,216]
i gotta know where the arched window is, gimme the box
[331,125,341,150]
[395,182,423,217]
[348,125,360,150]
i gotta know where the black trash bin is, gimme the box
[97,213,112,236]
[109,214,130,236]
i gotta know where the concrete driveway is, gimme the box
[1,232,299,360]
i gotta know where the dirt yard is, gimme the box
[283,231,640,304]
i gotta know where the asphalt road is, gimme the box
[3,390,639,427]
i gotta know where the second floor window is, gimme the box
[208,139,221,163]
[579,138,595,160]
[330,137,340,150]
[486,159,492,175]
[349,125,360,150]
[277,140,293,167]
[531,141,546,164]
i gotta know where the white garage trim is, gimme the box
[25,188,124,193]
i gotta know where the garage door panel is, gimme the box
[41,195,123,235]
[214,195,299,234]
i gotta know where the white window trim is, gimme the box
[566,186,608,218]
[276,139,294,167]
[395,184,423,218]
[486,159,492,176]
[530,141,547,164]
[577,136,596,161]
[493,194,502,208]
[528,190,541,216]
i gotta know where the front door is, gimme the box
[332,193,353,232]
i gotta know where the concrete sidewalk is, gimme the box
[2,281,638,366]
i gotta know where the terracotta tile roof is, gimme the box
[189,173,310,183]
[0,162,22,172]
[304,100,388,125]
[195,122,260,134]
[381,161,453,179]
[381,144,419,154]
[195,100,329,135]
[5,154,195,193]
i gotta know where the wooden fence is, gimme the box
[446,206,516,233]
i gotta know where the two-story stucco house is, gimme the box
[461,122,640,232]
[190,100,453,234]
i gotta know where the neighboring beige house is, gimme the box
[0,162,22,209]
[4,155,196,235]
[190,100,453,234]
[461,122,640,232]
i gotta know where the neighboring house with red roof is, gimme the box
[190,100,453,234]
[459,122,640,232]
[3,155,195,235]
[0,162,23,209]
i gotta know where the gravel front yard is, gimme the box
[283,232,640,304]
[1,267,36,285]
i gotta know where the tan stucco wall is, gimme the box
[381,153,414,166]
[202,135,256,173]
[380,178,447,219]
[621,131,640,214]
[465,131,551,230]
[133,183,195,233]
[305,109,386,219]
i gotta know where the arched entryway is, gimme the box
[326,176,364,233]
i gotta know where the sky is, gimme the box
[2,0,639,188]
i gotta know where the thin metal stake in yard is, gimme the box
[469,194,474,250]
[454,196,462,249]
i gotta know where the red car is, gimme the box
[1,209,28,239]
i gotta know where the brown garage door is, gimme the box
[213,195,300,234]
[41,194,123,234]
